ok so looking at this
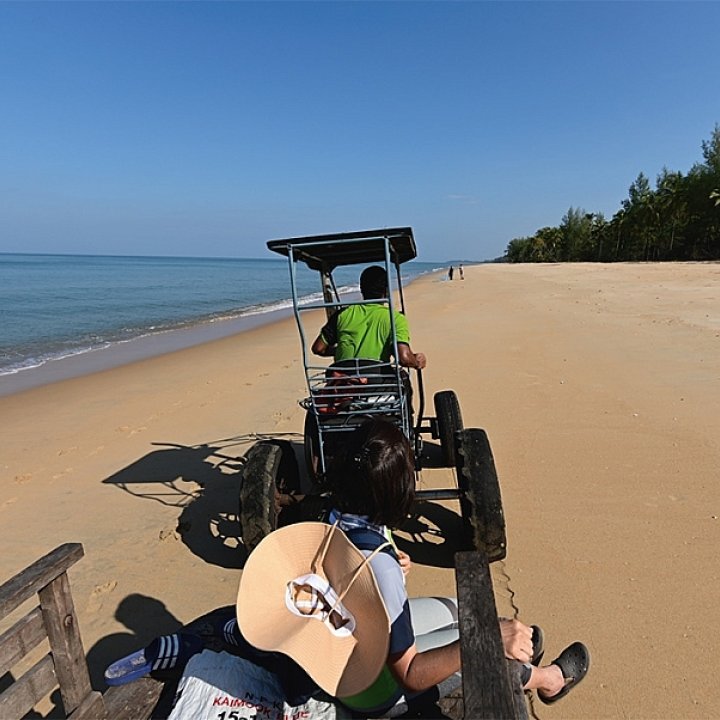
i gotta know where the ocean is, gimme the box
[0,253,440,394]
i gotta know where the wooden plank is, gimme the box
[507,662,530,720]
[103,677,165,720]
[68,690,107,719]
[38,571,92,717]
[455,550,525,720]
[0,653,56,719]
[0,606,47,677]
[0,544,84,619]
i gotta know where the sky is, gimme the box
[1,1,719,263]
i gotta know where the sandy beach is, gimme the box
[2,262,719,718]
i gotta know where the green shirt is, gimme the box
[321,304,410,363]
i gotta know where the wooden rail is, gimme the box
[0,544,162,720]
[0,543,105,719]
[455,550,528,720]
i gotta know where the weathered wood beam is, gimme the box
[0,543,84,618]
[455,550,527,720]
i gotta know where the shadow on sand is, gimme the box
[85,593,184,692]
[395,500,465,569]
[102,432,462,571]
[102,433,304,570]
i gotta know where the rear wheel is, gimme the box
[239,440,300,554]
[434,390,463,467]
[456,428,506,562]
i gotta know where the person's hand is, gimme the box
[414,352,427,369]
[397,550,413,577]
[499,618,533,663]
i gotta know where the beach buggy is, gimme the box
[240,227,506,561]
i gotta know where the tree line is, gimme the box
[505,125,720,263]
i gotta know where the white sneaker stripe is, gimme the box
[153,636,166,670]
[168,634,179,669]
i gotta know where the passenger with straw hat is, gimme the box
[238,420,590,714]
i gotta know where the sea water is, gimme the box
[0,253,439,387]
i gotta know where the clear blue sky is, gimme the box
[1,1,719,263]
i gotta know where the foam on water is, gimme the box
[0,254,437,385]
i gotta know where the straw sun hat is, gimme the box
[237,521,391,697]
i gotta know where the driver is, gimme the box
[311,265,426,370]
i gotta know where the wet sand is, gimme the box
[1,262,718,718]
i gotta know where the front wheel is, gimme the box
[456,428,506,562]
[434,390,463,467]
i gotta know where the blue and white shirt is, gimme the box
[328,510,414,711]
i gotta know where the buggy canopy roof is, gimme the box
[267,227,416,271]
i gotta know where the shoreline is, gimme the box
[0,303,298,398]
[0,270,438,398]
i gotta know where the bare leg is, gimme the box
[523,664,565,697]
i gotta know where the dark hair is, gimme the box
[329,419,415,528]
[359,266,388,300]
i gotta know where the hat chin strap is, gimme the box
[313,521,391,616]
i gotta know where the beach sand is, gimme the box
[2,262,718,718]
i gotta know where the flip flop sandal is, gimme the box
[104,632,204,686]
[531,625,545,666]
[538,641,590,704]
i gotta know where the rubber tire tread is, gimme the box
[240,441,298,554]
[456,428,507,561]
[434,390,464,467]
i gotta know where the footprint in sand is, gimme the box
[273,412,293,427]
[159,526,179,542]
[14,474,31,484]
[87,580,118,613]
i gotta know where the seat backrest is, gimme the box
[0,543,106,719]
[308,358,404,416]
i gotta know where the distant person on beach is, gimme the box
[448,265,454,280]
[311,265,426,370]
[459,264,464,280]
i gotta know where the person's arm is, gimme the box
[311,334,334,357]
[311,312,338,357]
[397,343,427,369]
[393,313,426,369]
[388,641,460,693]
[397,550,412,577]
